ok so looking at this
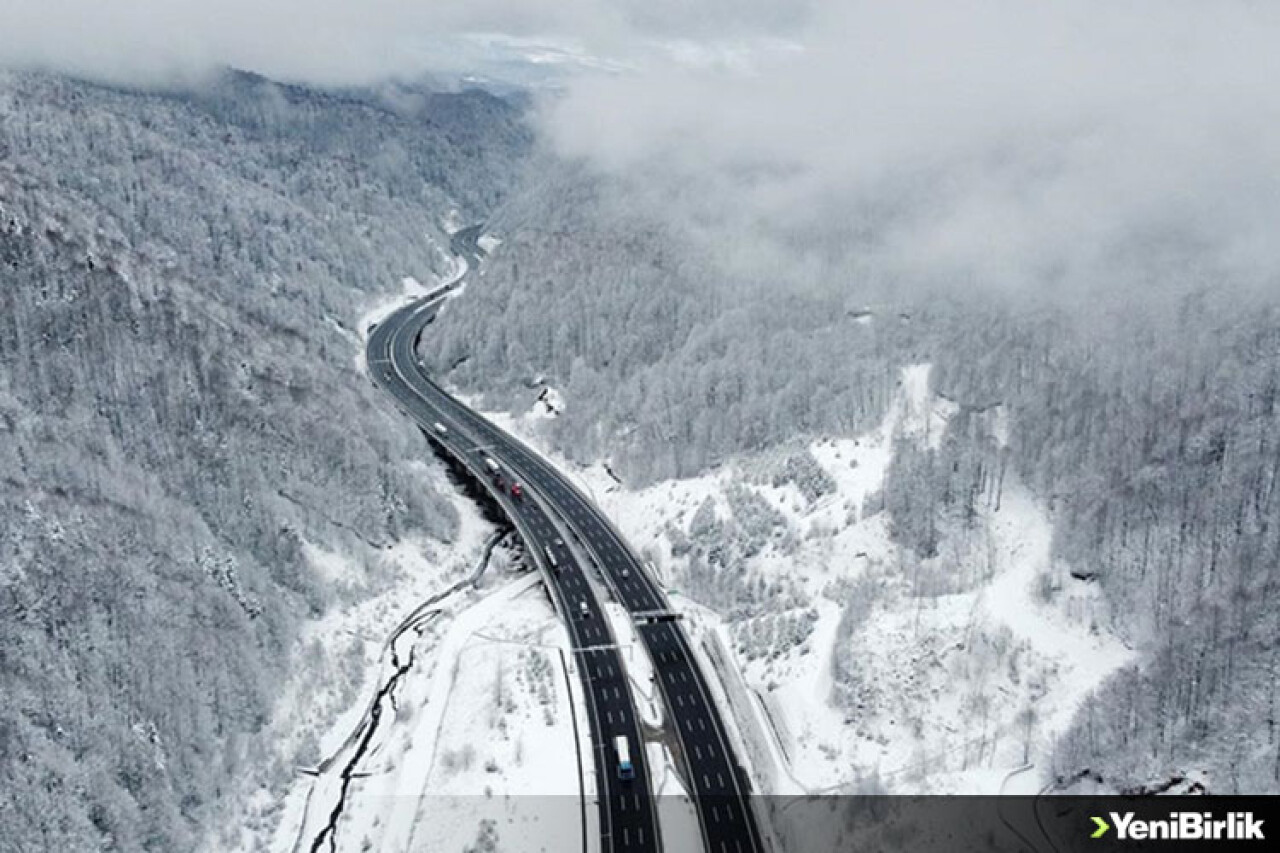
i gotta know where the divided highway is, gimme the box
[367,233,763,853]
[370,305,658,853]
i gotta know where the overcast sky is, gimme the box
[538,1,1280,292]
[0,1,809,83]
[7,0,1278,293]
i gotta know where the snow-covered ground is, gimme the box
[464,364,1134,801]
[208,244,587,853]
[533,385,566,418]
[441,208,465,235]
[316,572,589,853]
[652,743,702,853]
[204,485,503,853]
[219,538,591,853]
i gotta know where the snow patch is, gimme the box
[327,575,588,853]
[441,209,464,235]
[651,741,702,853]
[533,385,566,419]
[204,491,502,853]
[300,539,361,586]
[896,363,957,449]
[353,255,466,375]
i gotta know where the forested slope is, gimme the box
[925,294,1280,791]
[0,71,529,851]
[430,159,1280,791]
[427,164,914,484]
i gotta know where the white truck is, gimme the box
[614,736,635,781]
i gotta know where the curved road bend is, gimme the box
[369,311,659,852]
[369,231,764,853]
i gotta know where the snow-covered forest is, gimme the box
[427,165,911,483]
[930,296,1280,790]
[430,165,1280,793]
[0,71,528,851]
[4,34,1280,853]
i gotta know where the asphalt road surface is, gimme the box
[367,232,763,853]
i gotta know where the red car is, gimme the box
[510,482,523,499]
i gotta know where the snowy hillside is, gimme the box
[475,364,1133,801]
[0,69,531,853]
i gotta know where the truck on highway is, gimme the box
[484,455,504,487]
[545,544,558,570]
[614,736,635,781]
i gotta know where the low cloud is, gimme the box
[2,1,607,84]
[8,1,1278,296]
[540,0,1280,294]
[1,1,811,85]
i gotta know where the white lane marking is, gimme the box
[711,805,719,823]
